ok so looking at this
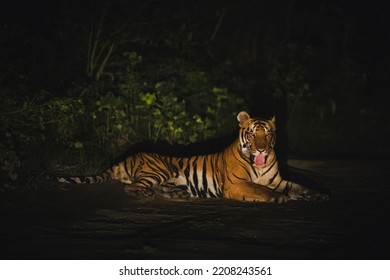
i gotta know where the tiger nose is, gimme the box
[255,137,267,149]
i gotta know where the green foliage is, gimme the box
[86,51,243,150]
[0,143,20,189]
[0,46,243,190]
[0,89,85,190]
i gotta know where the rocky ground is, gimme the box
[1,158,389,260]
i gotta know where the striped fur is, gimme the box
[56,111,328,203]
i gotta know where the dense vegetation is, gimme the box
[1,0,389,190]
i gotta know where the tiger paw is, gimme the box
[248,193,289,203]
[124,185,156,200]
[153,185,190,200]
[290,188,329,202]
[305,191,329,201]
[268,193,289,203]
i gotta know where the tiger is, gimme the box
[55,111,328,203]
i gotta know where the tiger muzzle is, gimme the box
[251,151,268,168]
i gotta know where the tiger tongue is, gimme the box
[254,154,266,167]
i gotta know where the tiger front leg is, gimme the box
[224,182,289,203]
[282,182,329,201]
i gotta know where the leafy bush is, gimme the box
[0,88,85,190]
[0,47,244,191]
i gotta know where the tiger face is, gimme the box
[237,111,276,168]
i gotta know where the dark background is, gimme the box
[2,0,390,189]
[1,0,390,261]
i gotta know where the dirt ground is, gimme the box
[1,158,389,260]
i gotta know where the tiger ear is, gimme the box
[237,111,251,127]
[270,115,276,129]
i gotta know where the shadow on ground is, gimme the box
[1,158,389,259]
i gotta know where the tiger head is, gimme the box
[237,111,276,169]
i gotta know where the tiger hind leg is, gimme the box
[124,183,156,201]
[152,184,190,200]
